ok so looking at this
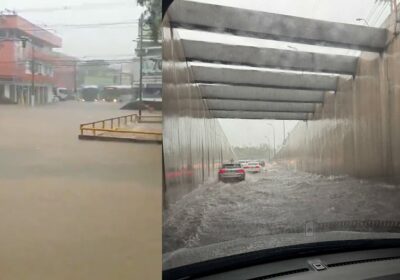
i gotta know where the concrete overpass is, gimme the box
[163,0,399,206]
[164,0,389,122]
[168,1,388,52]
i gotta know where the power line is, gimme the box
[0,21,139,33]
[0,59,137,65]
[38,20,139,28]
[366,2,379,21]
[11,1,136,13]
[371,1,389,26]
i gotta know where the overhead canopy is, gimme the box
[206,99,315,113]
[191,65,338,91]
[210,110,310,120]
[166,0,388,120]
[168,0,388,52]
[198,84,325,103]
[183,40,358,75]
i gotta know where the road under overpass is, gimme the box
[162,0,400,207]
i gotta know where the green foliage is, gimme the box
[233,144,273,161]
[137,0,161,41]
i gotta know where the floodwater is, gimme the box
[0,102,161,280]
[164,165,400,254]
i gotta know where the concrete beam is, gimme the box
[206,99,315,113]
[183,40,358,75]
[168,1,387,52]
[199,84,325,103]
[211,110,310,120]
[191,65,338,91]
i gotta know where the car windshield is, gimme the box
[162,0,400,273]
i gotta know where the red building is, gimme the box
[0,14,74,104]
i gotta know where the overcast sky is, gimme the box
[183,0,391,147]
[1,0,144,59]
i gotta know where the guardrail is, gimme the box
[80,127,162,136]
[79,113,162,137]
[138,115,163,123]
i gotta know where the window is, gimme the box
[25,61,31,74]
[36,63,42,75]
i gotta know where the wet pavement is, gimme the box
[163,164,400,254]
[0,102,161,280]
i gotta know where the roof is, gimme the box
[0,15,62,47]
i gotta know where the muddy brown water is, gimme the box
[0,102,161,280]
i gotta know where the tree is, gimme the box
[137,0,161,41]
[233,144,273,161]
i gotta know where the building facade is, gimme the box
[133,42,161,98]
[0,14,64,105]
[53,52,77,93]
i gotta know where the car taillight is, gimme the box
[218,169,226,174]
[237,169,245,174]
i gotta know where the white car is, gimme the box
[244,161,261,173]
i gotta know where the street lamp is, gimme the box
[356,18,370,26]
[266,123,276,159]
[264,136,272,161]
[282,120,286,143]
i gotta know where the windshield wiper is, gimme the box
[163,239,400,280]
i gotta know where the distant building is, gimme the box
[0,14,75,104]
[53,52,78,93]
[133,41,161,98]
[78,60,120,88]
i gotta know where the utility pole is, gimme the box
[138,14,144,119]
[266,123,276,158]
[20,36,35,106]
[73,60,77,94]
[394,0,398,34]
[30,40,35,107]
[130,72,134,97]
[282,120,286,143]
[119,63,123,85]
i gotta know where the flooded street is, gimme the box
[164,165,400,254]
[0,102,161,280]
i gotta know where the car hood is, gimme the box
[163,231,400,270]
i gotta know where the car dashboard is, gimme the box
[197,248,400,280]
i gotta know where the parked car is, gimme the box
[244,161,261,173]
[54,87,75,101]
[218,163,245,182]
